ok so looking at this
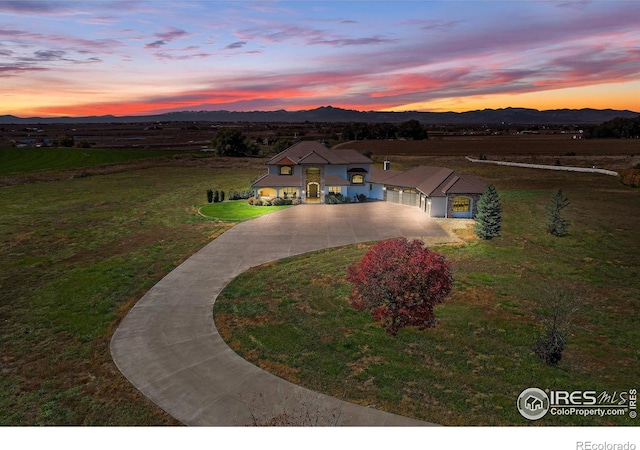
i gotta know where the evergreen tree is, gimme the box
[474,184,502,240]
[546,189,571,237]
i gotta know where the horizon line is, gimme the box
[3,105,639,120]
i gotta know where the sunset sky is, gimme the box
[1,0,639,118]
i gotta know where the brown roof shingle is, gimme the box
[266,141,373,165]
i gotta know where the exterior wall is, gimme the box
[346,184,370,200]
[428,197,447,217]
[324,165,348,177]
[370,183,385,200]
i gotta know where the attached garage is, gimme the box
[385,187,419,207]
[369,165,487,218]
[385,187,400,203]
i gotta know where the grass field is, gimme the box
[0,154,262,425]
[214,164,640,426]
[0,147,186,176]
[1,139,638,426]
[200,201,290,220]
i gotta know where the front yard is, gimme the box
[200,200,291,221]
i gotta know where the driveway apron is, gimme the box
[110,202,448,426]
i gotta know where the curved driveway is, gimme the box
[110,202,448,426]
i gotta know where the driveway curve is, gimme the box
[110,202,448,426]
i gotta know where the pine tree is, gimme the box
[546,189,570,237]
[474,184,502,240]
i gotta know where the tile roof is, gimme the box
[325,175,351,186]
[370,165,486,196]
[266,141,373,165]
[252,174,302,187]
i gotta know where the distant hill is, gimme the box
[1,106,637,125]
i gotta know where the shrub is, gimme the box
[619,169,640,188]
[347,238,453,335]
[220,191,225,202]
[325,193,351,204]
[247,196,255,205]
[325,195,338,204]
[272,197,285,206]
[533,282,579,365]
[230,190,255,200]
[207,189,214,204]
[474,184,502,240]
[356,194,367,203]
[213,190,219,203]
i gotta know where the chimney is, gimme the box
[383,159,390,171]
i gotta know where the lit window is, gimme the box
[281,187,298,199]
[351,174,364,184]
[452,197,470,212]
[328,186,341,194]
[280,166,293,175]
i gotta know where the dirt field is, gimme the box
[336,136,639,171]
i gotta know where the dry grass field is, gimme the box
[336,136,639,171]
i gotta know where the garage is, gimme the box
[401,189,419,207]
[385,187,400,203]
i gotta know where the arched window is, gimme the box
[351,174,364,184]
[280,165,293,175]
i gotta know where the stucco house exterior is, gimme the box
[252,141,486,218]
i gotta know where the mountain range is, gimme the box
[1,106,637,125]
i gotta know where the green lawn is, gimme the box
[0,147,185,175]
[214,168,640,426]
[200,201,291,221]
[0,163,262,425]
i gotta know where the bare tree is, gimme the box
[533,282,580,365]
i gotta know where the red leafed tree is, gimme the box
[346,238,453,335]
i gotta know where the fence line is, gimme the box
[465,156,618,176]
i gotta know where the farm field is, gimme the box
[336,136,640,171]
[0,147,186,176]
[0,136,638,425]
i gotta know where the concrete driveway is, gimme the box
[110,202,448,426]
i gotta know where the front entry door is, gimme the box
[307,182,319,198]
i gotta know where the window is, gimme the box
[452,196,470,212]
[328,186,342,194]
[279,165,293,175]
[281,187,298,199]
[351,174,364,184]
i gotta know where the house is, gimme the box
[251,141,486,218]
[525,395,544,412]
